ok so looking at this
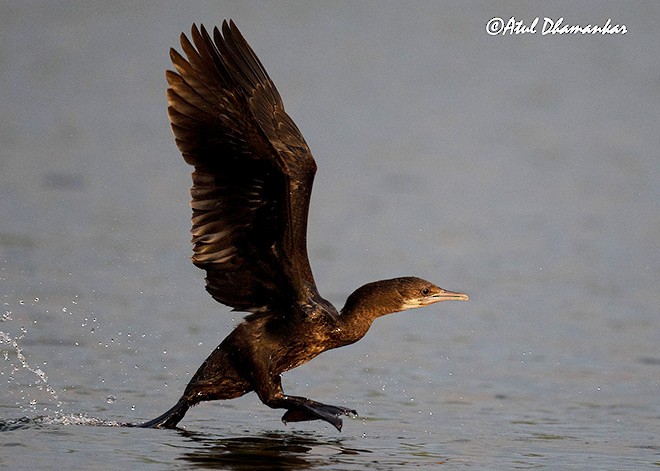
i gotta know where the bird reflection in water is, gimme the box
[176,430,369,470]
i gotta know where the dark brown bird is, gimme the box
[139,21,468,431]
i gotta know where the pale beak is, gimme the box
[423,289,469,305]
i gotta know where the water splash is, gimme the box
[0,413,130,431]
[0,326,63,413]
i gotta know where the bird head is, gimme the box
[342,276,468,321]
[395,277,469,310]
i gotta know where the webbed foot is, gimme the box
[280,398,357,431]
[138,398,189,429]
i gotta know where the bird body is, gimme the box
[140,21,468,431]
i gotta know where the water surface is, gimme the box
[1,1,658,469]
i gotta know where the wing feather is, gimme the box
[167,21,319,312]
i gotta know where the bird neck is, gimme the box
[336,281,404,345]
[336,305,376,346]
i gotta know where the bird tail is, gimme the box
[137,398,189,429]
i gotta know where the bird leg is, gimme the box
[257,375,356,431]
[138,397,189,429]
[269,394,357,431]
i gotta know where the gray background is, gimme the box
[1,1,658,469]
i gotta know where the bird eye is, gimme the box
[421,287,430,296]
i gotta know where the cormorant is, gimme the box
[139,21,468,431]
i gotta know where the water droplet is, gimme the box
[34,368,47,381]
[106,395,116,404]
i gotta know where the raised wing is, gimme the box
[166,21,318,313]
